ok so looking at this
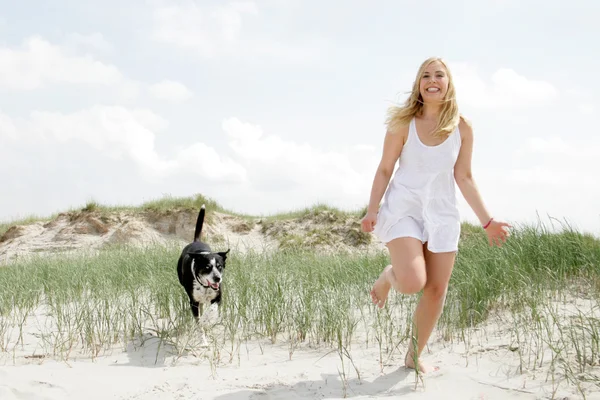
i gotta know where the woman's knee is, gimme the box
[386,237,427,295]
[389,262,426,294]
[398,278,425,295]
[421,249,456,302]
[422,281,448,301]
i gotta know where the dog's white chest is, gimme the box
[192,281,218,303]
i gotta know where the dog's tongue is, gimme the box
[210,282,219,290]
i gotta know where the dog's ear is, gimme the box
[218,249,230,263]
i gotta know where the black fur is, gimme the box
[177,205,230,325]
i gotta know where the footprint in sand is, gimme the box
[0,380,67,400]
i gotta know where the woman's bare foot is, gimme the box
[404,351,439,373]
[370,265,392,308]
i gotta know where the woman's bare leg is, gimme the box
[370,237,427,308]
[405,246,456,373]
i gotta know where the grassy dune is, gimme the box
[0,194,367,238]
[1,195,599,396]
[0,194,221,237]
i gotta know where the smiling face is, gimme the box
[418,60,450,104]
[386,57,459,138]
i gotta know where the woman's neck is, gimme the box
[420,103,441,121]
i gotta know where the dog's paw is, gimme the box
[199,332,209,348]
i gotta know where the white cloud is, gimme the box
[148,80,194,103]
[29,106,169,164]
[222,117,378,207]
[150,1,326,64]
[498,136,599,194]
[5,106,246,183]
[578,103,596,115]
[64,32,114,54]
[560,88,596,116]
[521,136,600,159]
[118,81,143,102]
[451,63,558,109]
[525,136,567,155]
[459,135,600,233]
[0,37,123,90]
[0,111,17,140]
[0,36,195,104]
[152,1,258,58]
[506,166,571,185]
[173,142,246,181]
[522,136,600,194]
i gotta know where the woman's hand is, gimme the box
[361,211,378,233]
[484,219,511,247]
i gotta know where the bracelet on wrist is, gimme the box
[483,218,493,229]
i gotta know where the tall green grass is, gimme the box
[0,222,599,396]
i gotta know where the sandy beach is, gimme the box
[2,301,598,400]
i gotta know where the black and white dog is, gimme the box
[177,205,229,346]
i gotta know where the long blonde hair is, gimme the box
[386,57,461,138]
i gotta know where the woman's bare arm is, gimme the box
[454,118,510,246]
[453,119,492,225]
[366,126,408,214]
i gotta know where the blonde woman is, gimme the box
[361,57,510,373]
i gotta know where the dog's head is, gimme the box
[188,249,230,290]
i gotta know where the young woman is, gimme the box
[361,57,510,373]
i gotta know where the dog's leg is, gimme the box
[190,300,200,318]
[191,301,209,347]
[210,292,222,322]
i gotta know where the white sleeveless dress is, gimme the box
[373,117,462,253]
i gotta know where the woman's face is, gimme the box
[419,61,449,104]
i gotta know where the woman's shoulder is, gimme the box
[458,114,473,139]
[386,115,411,140]
[458,114,472,128]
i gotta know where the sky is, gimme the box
[0,0,599,236]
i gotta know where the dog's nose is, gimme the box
[213,275,221,283]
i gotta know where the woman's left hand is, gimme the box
[484,219,511,247]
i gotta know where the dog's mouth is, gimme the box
[199,277,220,290]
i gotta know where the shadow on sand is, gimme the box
[109,333,177,368]
[214,367,417,399]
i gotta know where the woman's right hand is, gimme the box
[361,210,378,233]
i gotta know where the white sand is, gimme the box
[2,306,598,400]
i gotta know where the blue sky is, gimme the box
[1,0,599,235]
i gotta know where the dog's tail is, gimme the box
[194,204,206,242]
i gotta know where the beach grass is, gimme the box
[0,214,599,396]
